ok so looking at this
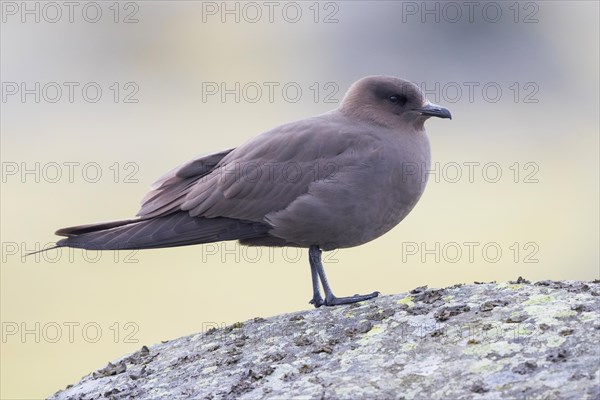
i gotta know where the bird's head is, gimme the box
[339,76,451,130]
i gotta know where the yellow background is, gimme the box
[1,1,598,398]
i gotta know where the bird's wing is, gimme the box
[180,114,381,222]
[137,148,234,218]
[141,113,380,223]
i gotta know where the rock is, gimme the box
[49,280,600,400]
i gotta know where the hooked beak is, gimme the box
[417,102,452,120]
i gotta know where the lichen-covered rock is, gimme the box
[49,280,600,400]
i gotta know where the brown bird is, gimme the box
[51,76,451,307]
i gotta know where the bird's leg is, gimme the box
[308,246,324,307]
[308,245,379,307]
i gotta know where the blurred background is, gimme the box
[1,1,598,398]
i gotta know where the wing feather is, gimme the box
[137,112,379,225]
[180,113,378,222]
[136,148,234,218]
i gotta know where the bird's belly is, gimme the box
[268,163,429,251]
[321,182,425,250]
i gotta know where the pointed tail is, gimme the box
[53,212,270,251]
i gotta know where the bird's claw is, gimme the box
[310,296,325,308]
[321,291,380,307]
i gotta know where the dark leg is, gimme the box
[309,247,324,307]
[308,245,379,307]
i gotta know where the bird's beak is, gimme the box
[417,102,452,119]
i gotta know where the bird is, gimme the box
[48,76,451,307]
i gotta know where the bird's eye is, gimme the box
[388,95,407,106]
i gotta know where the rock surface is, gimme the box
[50,280,600,400]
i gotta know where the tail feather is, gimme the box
[56,212,271,251]
[56,219,141,237]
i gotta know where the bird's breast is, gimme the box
[356,133,431,241]
[266,129,431,251]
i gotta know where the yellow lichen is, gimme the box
[546,336,566,348]
[553,309,577,319]
[523,295,553,305]
[358,325,384,345]
[464,341,521,357]
[397,296,415,307]
[402,342,418,352]
[496,282,522,290]
[468,358,504,374]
